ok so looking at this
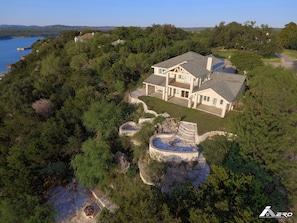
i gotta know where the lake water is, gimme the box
[0,37,42,73]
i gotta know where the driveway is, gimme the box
[275,53,295,62]
[274,53,297,70]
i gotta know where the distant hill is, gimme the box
[0,24,215,37]
[0,25,117,37]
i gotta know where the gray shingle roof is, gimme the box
[196,72,246,102]
[152,51,224,78]
[143,74,166,86]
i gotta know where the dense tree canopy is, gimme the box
[189,165,261,223]
[230,50,264,74]
[0,24,214,221]
[0,23,296,222]
[210,21,282,57]
[231,65,297,204]
[278,22,297,49]
[71,139,114,188]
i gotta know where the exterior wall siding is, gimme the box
[153,67,167,76]
[198,89,229,110]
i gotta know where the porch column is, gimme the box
[145,84,148,95]
[193,93,198,108]
[190,77,194,93]
[221,103,228,118]
[188,95,192,108]
[198,95,202,103]
[165,88,168,101]
[165,72,169,101]
[162,87,165,100]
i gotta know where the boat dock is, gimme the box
[17,46,31,51]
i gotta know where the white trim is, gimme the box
[196,88,229,103]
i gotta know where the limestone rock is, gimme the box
[114,151,130,174]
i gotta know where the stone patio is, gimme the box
[47,182,100,223]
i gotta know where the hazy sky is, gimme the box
[0,0,296,28]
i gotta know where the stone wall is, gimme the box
[196,131,235,144]
[138,117,155,124]
[128,94,158,117]
[119,121,140,137]
[149,135,198,163]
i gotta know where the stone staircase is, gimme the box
[176,121,197,144]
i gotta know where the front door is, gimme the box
[181,90,189,98]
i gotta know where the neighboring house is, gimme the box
[143,51,246,117]
[74,32,95,42]
[111,39,125,46]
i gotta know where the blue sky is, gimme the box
[0,0,296,28]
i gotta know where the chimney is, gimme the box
[206,57,213,71]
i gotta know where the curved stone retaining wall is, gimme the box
[119,121,141,137]
[149,135,198,163]
[197,131,235,144]
[138,117,155,124]
[128,94,158,117]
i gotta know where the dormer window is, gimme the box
[159,68,166,74]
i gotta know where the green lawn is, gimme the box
[262,57,281,62]
[139,96,238,134]
[282,49,297,60]
[211,47,237,59]
[211,47,284,63]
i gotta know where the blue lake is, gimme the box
[0,37,42,73]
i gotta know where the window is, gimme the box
[156,86,163,91]
[181,90,189,98]
[159,68,165,74]
[203,96,210,101]
[220,99,224,105]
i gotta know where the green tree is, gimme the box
[201,135,232,165]
[60,30,80,42]
[69,53,89,71]
[83,100,123,139]
[230,50,264,74]
[189,166,264,223]
[0,196,54,223]
[223,143,287,210]
[211,21,281,57]
[71,139,114,188]
[278,22,297,49]
[231,65,297,204]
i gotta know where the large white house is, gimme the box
[143,51,246,118]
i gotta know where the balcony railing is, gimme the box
[168,80,191,90]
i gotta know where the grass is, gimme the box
[282,49,297,60]
[211,47,282,63]
[139,96,238,134]
[211,47,237,59]
[262,57,281,62]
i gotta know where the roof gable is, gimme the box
[152,51,224,78]
[197,72,246,102]
[167,63,194,77]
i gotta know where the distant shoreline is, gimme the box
[0,34,57,41]
[0,35,44,40]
